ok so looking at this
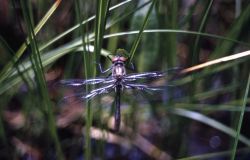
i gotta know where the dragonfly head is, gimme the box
[112,55,127,64]
[111,49,129,64]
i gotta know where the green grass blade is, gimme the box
[210,3,250,59]
[231,73,250,159]
[178,147,250,160]
[129,0,156,64]
[171,57,249,87]
[0,43,111,95]
[173,103,250,112]
[155,0,178,68]
[1,29,249,96]
[179,83,240,102]
[192,0,214,65]
[84,0,111,159]
[39,0,133,52]
[102,29,250,47]
[167,0,178,67]
[0,0,61,85]
[94,0,111,65]
[172,108,250,146]
[106,1,152,54]
[0,111,6,144]
[0,35,33,90]
[20,1,64,159]
[75,0,94,159]
[179,1,199,27]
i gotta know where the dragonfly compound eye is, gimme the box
[112,56,127,63]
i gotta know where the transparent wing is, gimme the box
[57,77,116,98]
[124,68,180,82]
[59,82,115,106]
[59,77,115,86]
[124,83,164,91]
[56,82,116,128]
[124,71,165,80]
[84,84,115,99]
[122,78,176,104]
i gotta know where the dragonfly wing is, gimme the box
[59,91,87,107]
[59,83,115,106]
[124,83,164,91]
[84,84,115,99]
[124,67,180,81]
[60,78,108,86]
[122,81,175,104]
[124,71,164,80]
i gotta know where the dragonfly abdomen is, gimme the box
[114,86,121,131]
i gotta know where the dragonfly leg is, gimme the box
[96,62,112,73]
[126,62,136,71]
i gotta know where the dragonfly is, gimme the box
[60,51,176,132]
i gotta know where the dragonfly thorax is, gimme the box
[112,63,126,79]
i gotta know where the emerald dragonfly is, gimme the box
[60,51,176,131]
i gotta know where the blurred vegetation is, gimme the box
[0,0,250,159]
